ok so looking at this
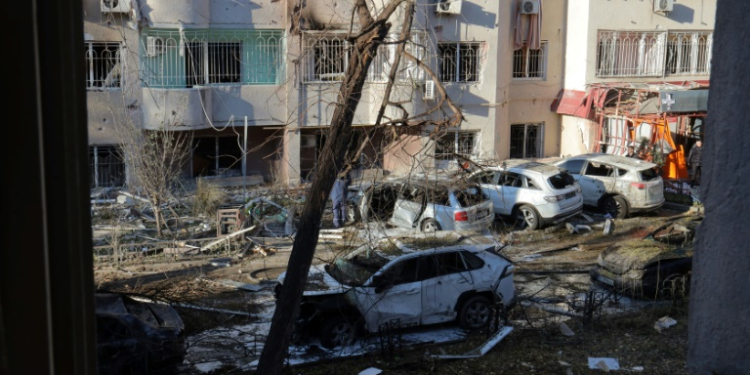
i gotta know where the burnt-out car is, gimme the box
[590,217,700,299]
[95,293,185,375]
[347,178,494,232]
[275,243,516,348]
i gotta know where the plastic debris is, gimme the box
[559,322,575,336]
[654,316,677,332]
[358,367,382,375]
[588,357,620,372]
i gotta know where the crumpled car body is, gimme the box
[275,243,516,348]
[95,293,185,375]
[590,217,699,298]
[347,178,494,232]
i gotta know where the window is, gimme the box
[435,131,478,169]
[89,146,125,188]
[438,42,482,83]
[510,123,544,159]
[142,29,284,88]
[85,42,122,89]
[513,42,547,79]
[596,30,712,77]
[500,172,523,188]
[192,137,244,177]
[557,159,585,175]
[367,33,427,83]
[471,171,497,184]
[309,37,350,82]
[584,162,615,177]
[547,172,576,189]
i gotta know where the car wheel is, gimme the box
[603,195,628,219]
[458,295,492,330]
[347,203,361,223]
[514,204,540,230]
[421,218,441,233]
[319,315,356,349]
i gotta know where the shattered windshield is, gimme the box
[326,244,390,286]
[548,172,576,189]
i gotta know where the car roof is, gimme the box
[480,159,565,177]
[393,244,495,260]
[558,153,657,170]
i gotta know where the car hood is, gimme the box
[277,264,350,296]
[597,239,693,275]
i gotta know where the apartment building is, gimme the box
[84,0,564,187]
[555,0,715,180]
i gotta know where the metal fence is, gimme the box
[85,42,122,89]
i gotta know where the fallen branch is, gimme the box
[200,225,257,252]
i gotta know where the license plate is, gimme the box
[598,275,615,286]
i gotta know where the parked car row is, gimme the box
[343,153,664,231]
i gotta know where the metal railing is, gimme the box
[513,42,547,79]
[85,42,122,89]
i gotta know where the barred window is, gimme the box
[513,42,547,79]
[142,29,284,88]
[89,146,125,188]
[435,131,478,169]
[438,42,482,83]
[666,31,712,75]
[85,42,122,89]
[510,123,544,159]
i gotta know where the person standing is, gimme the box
[330,170,351,228]
[687,140,703,187]
[625,145,638,158]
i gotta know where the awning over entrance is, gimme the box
[551,89,593,119]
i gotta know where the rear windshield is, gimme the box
[452,185,488,207]
[639,168,660,181]
[547,172,576,189]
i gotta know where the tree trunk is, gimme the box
[254,12,391,375]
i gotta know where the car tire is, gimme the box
[514,204,540,230]
[603,195,628,219]
[421,218,441,233]
[458,295,492,330]
[319,315,357,349]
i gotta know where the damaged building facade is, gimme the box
[553,0,714,184]
[84,0,567,187]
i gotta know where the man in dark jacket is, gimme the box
[330,171,351,228]
[687,140,703,187]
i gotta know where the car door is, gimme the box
[578,162,617,205]
[420,251,481,325]
[356,257,423,332]
[497,172,523,215]
[389,185,425,228]
[471,171,503,215]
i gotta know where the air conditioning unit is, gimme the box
[301,135,317,148]
[101,0,130,13]
[435,0,462,14]
[520,0,540,15]
[146,37,165,56]
[653,0,674,12]
[424,80,435,100]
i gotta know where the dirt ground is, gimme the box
[93,204,696,375]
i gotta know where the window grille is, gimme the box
[435,131,478,169]
[89,146,125,188]
[85,42,122,89]
[366,33,427,83]
[438,42,482,83]
[596,30,712,78]
[513,42,547,79]
[142,29,284,88]
[510,123,544,159]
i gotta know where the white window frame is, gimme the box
[513,41,547,80]
[437,42,483,84]
[84,41,122,89]
[434,131,479,169]
[510,123,544,159]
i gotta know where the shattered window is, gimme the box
[584,162,615,177]
[640,168,659,181]
[471,171,497,184]
[303,36,351,82]
[453,185,487,207]
[500,172,523,188]
[557,159,585,175]
[460,251,485,270]
[382,258,420,285]
[85,42,121,89]
[434,252,468,276]
[547,172,576,189]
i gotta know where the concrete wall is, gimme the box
[140,0,283,29]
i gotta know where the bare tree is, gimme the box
[256,1,462,373]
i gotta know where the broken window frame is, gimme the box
[142,29,285,88]
[434,131,479,169]
[366,32,428,83]
[510,123,544,159]
[438,42,483,83]
[512,41,547,79]
[89,145,125,188]
[85,41,122,89]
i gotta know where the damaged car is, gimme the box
[95,292,186,375]
[552,153,664,218]
[347,178,494,232]
[590,216,699,299]
[468,160,583,229]
[275,243,516,348]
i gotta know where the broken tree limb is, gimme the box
[430,326,514,359]
[117,191,151,204]
[130,295,254,316]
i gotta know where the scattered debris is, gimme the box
[566,222,578,234]
[429,326,514,359]
[581,213,594,222]
[559,322,575,336]
[559,360,571,366]
[216,279,263,292]
[603,218,616,235]
[210,258,233,267]
[200,225,257,252]
[654,316,677,332]
[358,367,383,375]
[588,357,620,372]
[631,366,645,371]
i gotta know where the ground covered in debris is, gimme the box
[91,182,697,375]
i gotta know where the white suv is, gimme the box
[468,160,583,229]
[275,244,516,348]
[553,153,665,218]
